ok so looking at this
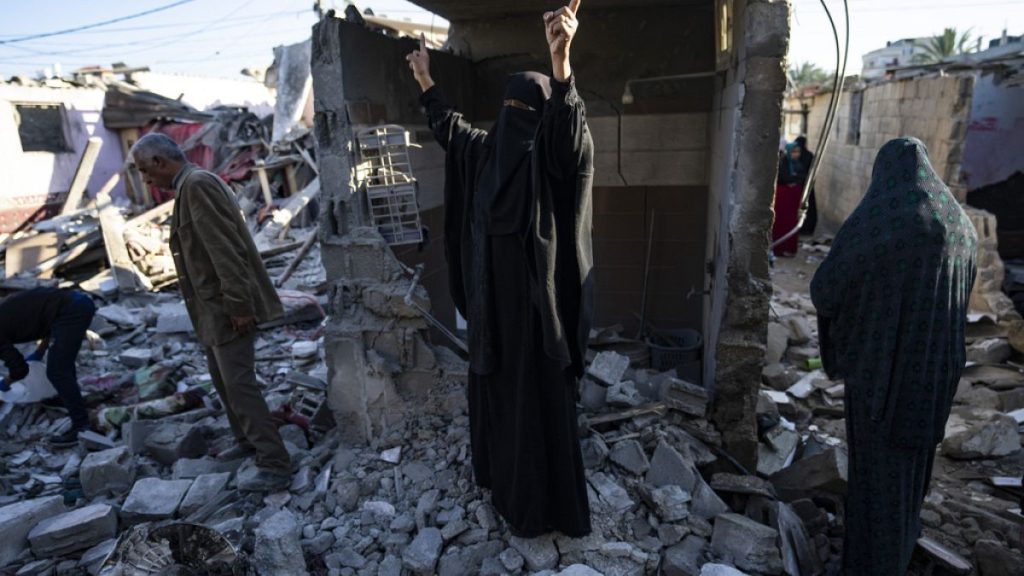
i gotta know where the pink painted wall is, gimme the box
[963,72,1024,190]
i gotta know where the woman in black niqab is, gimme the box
[811,137,977,575]
[406,2,594,538]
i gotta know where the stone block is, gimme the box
[122,419,158,455]
[757,425,800,476]
[762,363,800,390]
[609,439,650,475]
[78,538,117,575]
[0,496,65,566]
[580,378,608,412]
[179,473,232,517]
[80,446,135,498]
[589,471,636,512]
[745,57,787,94]
[967,338,1012,364]
[769,447,848,497]
[172,457,243,480]
[650,485,691,522]
[119,347,153,368]
[690,476,730,520]
[711,513,783,575]
[588,351,631,385]
[144,421,208,466]
[155,302,194,333]
[942,409,1020,459]
[511,534,559,572]
[700,564,749,576]
[765,323,788,364]
[581,436,609,469]
[253,509,309,576]
[403,527,443,573]
[646,440,698,491]
[663,535,707,576]
[661,378,709,418]
[974,538,1024,576]
[436,540,503,576]
[28,504,117,557]
[120,478,192,524]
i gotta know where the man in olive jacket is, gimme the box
[132,133,290,492]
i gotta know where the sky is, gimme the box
[0,0,1020,80]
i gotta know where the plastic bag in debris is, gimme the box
[0,361,58,404]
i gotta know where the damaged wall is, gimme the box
[806,74,974,235]
[962,70,1024,190]
[0,85,127,232]
[705,0,791,470]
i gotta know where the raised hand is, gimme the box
[405,34,435,92]
[543,0,581,57]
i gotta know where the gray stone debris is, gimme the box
[661,378,709,418]
[609,439,650,475]
[766,322,788,365]
[710,513,783,575]
[607,380,644,407]
[179,472,232,517]
[942,408,1021,459]
[28,504,117,557]
[80,446,135,498]
[120,477,193,524]
[144,421,208,466]
[511,534,560,572]
[402,527,443,573]
[966,338,1012,364]
[587,351,631,385]
[556,565,605,576]
[974,538,1024,576]
[710,473,777,499]
[581,436,610,469]
[437,540,503,576]
[649,485,691,522]
[700,564,750,576]
[253,509,309,576]
[119,347,153,368]
[589,471,636,512]
[769,447,848,497]
[580,378,609,412]
[663,535,707,576]
[762,363,800,391]
[172,457,242,480]
[0,496,66,566]
[499,547,525,572]
[647,440,698,491]
[78,538,116,575]
[757,424,799,476]
[690,477,730,521]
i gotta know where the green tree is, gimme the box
[788,61,832,89]
[915,28,977,63]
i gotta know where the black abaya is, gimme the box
[811,137,977,575]
[421,74,594,537]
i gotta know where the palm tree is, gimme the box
[915,28,977,63]
[788,62,832,89]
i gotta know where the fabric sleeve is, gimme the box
[420,86,488,156]
[0,341,28,383]
[186,176,258,317]
[538,76,591,181]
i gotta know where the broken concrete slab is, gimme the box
[588,351,631,385]
[663,535,707,576]
[119,347,153,368]
[144,421,208,466]
[786,370,826,400]
[609,439,650,475]
[437,540,503,576]
[661,378,709,418]
[589,471,636,512]
[711,513,783,575]
[80,446,135,498]
[581,436,610,469]
[762,363,801,391]
[700,564,749,576]
[172,457,243,480]
[780,314,813,345]
[253,508,309,576]
[511,534,559,572]
[403,527,444,573]
[0,496,65,566]
[28,504,117,557]
[769,447,848,498]
[942,409,1021,459]
[154,302,193,333]
[647,440,698,492]
[120,478,193,524]
[179,472,232,517]
[650,485,691,522]
[967,338,1012,365]
[766,322,788,365]
[78,538,116,575]
[757,424,799,476]
[974,538,1024,576]
[690,476,730,521]
[710,473,777,499]
[580,378,608,412]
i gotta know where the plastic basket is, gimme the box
[648,329,702,372]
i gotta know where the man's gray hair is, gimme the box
[131,132,186,163]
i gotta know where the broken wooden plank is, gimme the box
[285,164,300,197]
[61,137,103,216]
[125,200,174,228]
[5,232,60,279]
[275,230,318,287]
[585,403,668,426]
[96,176,148,293]
[255,159,273,207]
[23,232,101,277]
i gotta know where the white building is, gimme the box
[862,38,925,79]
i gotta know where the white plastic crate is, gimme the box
[356,125,424,245]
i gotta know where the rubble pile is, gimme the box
[763,240,1024,575]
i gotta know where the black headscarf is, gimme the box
[811,137,977,447]
[481,72,552,236]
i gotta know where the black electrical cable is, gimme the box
[0,0,196,45]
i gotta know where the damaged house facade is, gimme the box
[312,0,792,469]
